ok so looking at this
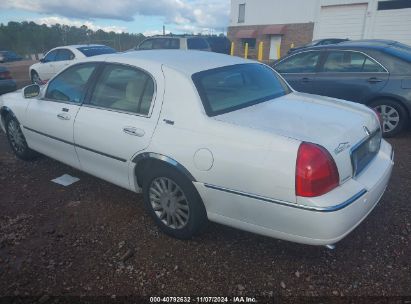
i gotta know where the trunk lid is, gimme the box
[214,92,380,183]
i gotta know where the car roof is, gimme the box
[142,36,205,40]
[299,39,401,51]
[52,44,106,50]
[102,50,249,75]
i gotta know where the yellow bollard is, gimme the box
[244,43,249,59]
[277,45,281,59]
[258,41,263,61]
[230,42,235,56]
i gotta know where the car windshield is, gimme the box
[77,46,116,57]
[192,63,290,116]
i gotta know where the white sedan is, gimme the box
[0,50,394,247]
[29,44,116,84]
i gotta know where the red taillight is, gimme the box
[0,71,12,80]
[296,142,339,197]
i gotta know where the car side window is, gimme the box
[275,51,321,73]
[323,51,385,73]
[139,39,153,50]
[55,49,75,61]
[89,64,155,116]
[45,63,97,103]
[187,38,209,50]
[43,50,58,62]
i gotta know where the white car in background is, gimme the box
[29,44,116,84]
[1,50,394,247]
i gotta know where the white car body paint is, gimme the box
[0,50,394,246]
[29,44,112,83]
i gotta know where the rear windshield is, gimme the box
[187,38,209,50]
[192,64,290,116]
[77,46,116,57]
[384,43,411,63]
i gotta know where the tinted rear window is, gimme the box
[187,38,209,50]
[77,46,116,57]
[192,64,290,116]
[384,43,411,63]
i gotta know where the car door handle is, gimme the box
[123,127,145,137]
[367,77,383,83]
[301,77,311,82]
[57,113,70,120]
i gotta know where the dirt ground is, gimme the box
[0,123,410,302]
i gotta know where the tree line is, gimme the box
[0,21,146,56]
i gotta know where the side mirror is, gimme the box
[23,84,41,98]
[40,58,45,63]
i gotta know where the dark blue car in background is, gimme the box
[273,40,411,137]
[0,66,17,95]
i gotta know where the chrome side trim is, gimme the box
[204,184,367,213]
[132,152,196,182]
[23,126,127,163]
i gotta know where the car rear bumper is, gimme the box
[194,140,394,245]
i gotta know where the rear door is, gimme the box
[274,50,323,94]
[53,49,75,75]
[74,63,163,190]
[313,50,389,103]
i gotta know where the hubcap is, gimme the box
[375,105,400,133]
[149,177,190,229]
[8,120,26,154]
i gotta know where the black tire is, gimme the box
[31,70,41,85]
[370,99,408,137]
[142,164,208,239]
[5,115,38,160]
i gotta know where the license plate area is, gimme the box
[351,130,382,177]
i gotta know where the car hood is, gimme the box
[214,92,380,182]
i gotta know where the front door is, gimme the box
[24,62,99,168]
[274,50,322,94]
[74,63,163,190]
[38,50,58,81]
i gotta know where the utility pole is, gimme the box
[163,25,165,35]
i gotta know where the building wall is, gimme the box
[228,0,411,60]
[230,0,318,26]
[227,23,314,61]
[369,7,411,45]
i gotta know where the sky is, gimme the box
[0,0,230,36]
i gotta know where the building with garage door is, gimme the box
[228,0,411,61]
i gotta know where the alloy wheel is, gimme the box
[149,177,190,229]
[375,105,400,133]
[8,119,26,154]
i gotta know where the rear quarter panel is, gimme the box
[146,66,301,204]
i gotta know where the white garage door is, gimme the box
[371,8,411,46]
[314,4,368,40]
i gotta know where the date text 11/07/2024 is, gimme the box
[149,296,257,303]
